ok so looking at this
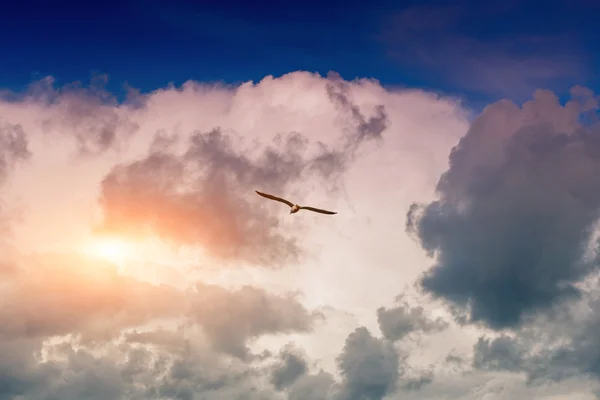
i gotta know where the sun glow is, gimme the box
[83,236,132,265]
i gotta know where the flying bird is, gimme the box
[255,191,337,215]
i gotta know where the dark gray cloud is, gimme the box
[400,370,434,392]
[471,289,600,386]
[260,326,406,400]
[444,351,469,374]
[271,323,439,400]
[0,334,276,400]
[335,327,399,400]
[270,345,309,390]
[473,335,527,373]
[407,87,600,329]
[377,298,448,342]
[0,338,49,400]
[287,371,336,400]
[471,332,554,385]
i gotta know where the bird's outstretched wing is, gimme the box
[255,191,294,207]
[299,206,337,215]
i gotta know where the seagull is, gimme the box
[255,191,337,215]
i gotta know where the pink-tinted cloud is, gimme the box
[96,74,390,267]
[98,129,326,266]
[3,75,139,155]
[0,70,474,399]
[0,252,181,342]
[0,249,319,350]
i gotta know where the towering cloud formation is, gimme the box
[0,71,477,399]
[97,73,393,267]
[408,86,600,329]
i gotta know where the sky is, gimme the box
[1,1,600,400]
[1,0,599,105]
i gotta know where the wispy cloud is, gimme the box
[380,2,589,99]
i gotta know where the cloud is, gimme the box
[0,69,466,261]
[189,282,319,358]
[27,75,139,155]
[473,335,527,373]
[0,247,318,351]
[469,281,600,389]
[0,257,444,400]
[95,72,394,267]
[271,320,444,400]
[0,250,323,399]
[272,324,437,400]
[408,86,600,329]
[335,327,400,400]
[286,370,336,400]
[0,252,182,343]
[376,296,448,342]
[0,121,30,184]
[0,333,279,400]
[325,72,388,153]
[98,128,325,266]
[0,70,472,399]
[0,121,30,235]
[400,370,434,392]
[270,345,309,390]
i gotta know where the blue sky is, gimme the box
[1,0,598,107]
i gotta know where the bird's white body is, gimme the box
[290,204,300,214]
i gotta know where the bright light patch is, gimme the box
[83,236,132,265]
